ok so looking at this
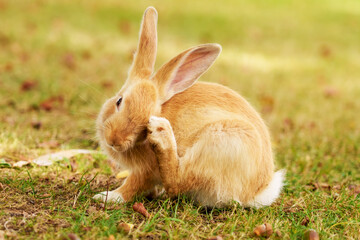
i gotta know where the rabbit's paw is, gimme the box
[148,116,176,151]
[93,190,124,203]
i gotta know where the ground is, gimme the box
[1,0,360,239]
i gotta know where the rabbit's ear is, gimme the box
[152,44,221,103]
[128,7,158,80]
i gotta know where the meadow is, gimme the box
[0,0,360,239]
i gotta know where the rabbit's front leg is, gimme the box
[148,116,180,196]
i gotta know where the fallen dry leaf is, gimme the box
[107,235,115,240]
[253,223,273,237]
[117,222,134,234]
[309,182,331,191]
[32,149,100,166]
[20,80,37,91]
[304,229,319,240]
[133,202,150,218]
[207,236,223,240]
[39,95,65,112]
[31,121,42,129]
[40,99,54,111]
[13,160,31,168]
[82,226,92,231]
[301,216,310,226]
[67,233,81,240]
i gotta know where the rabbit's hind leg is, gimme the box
[179,119,274,206]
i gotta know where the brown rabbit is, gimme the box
[94,7,284,207]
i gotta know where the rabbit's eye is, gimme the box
[116,97,123,107]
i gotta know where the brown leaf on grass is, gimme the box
[318,182,331,190]
[207,236,223,240]
[107,235,115,240]
[117,222,134,234]
[39,95,64,112]
[81,226,92,231]
[304,229,319,240]
[40,100,54,111]
[133,202,150,218]
[62,53,76,70]
[275,230,282,237]
[20,80,37,91]
[31,121,42,129]
[253,223,273,237]
[67,233,81,240]
[301,216,310,226]
[308,182,331,191]
[0,183,4,191]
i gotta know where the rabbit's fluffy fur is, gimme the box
[94,7,284,207]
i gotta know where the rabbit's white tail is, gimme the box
[248,170,285,208]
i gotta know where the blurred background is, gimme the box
[0,0,359,181]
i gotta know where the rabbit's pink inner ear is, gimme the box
[167,46,221,96]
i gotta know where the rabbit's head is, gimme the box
[97,7,221,153]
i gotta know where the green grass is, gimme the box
[1,0,360,239]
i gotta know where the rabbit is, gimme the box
[93,6,284,208]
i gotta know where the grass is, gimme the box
[1,0,360,239]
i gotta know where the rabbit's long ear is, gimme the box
[152,44,221,103]
[128,7,158,80]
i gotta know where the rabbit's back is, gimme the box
[161,81,271,155]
